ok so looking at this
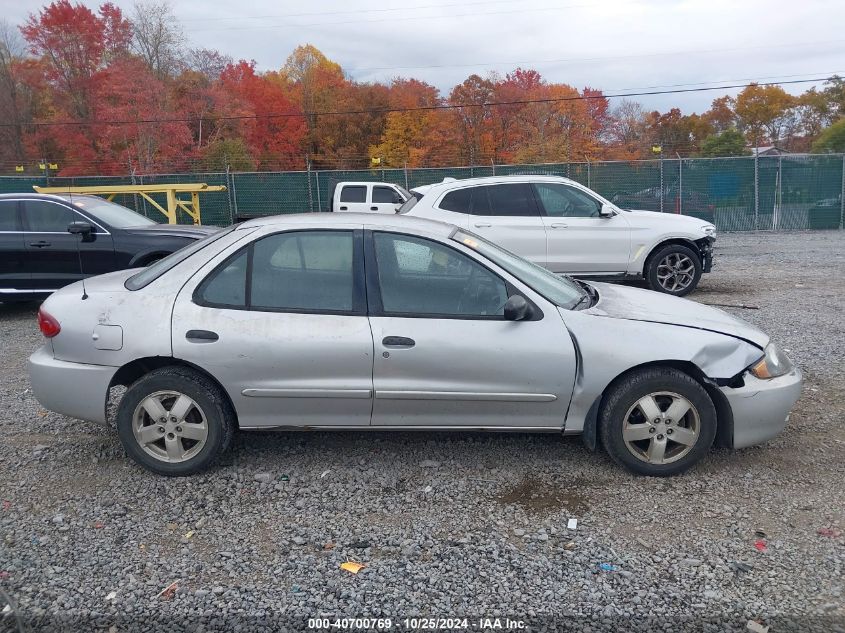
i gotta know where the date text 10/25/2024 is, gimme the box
[307,617,527,630]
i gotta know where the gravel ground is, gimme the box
[0,231,843,633]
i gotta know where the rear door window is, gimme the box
[339,186,366,203]
[481,183,539,216]
[0,200,19,230]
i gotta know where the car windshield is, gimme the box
[60,195,157,228]
[451,229,589,310]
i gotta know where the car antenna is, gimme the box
[68,191,88,300]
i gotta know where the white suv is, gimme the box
[400,175,716,296]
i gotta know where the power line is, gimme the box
[347,40,845,73]
[180,0,541,22]
[184,3,591,32]
[1,76,835,130]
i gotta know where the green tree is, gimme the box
[811,118,845,153]
[201,137,254,171]
[699,128,749,157]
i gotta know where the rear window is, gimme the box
[339,186,366,203]
[439,188,472,213]
[124,226,236,290]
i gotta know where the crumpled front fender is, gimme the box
[560,309,764,438]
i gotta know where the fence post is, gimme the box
[225,161,234,224]
[491,158,495,176]
[306,157,314,212]
[231,172,239,220]
[404,162,409,189]
[586,160,591,189]
[754,146,759,229]
[775,155,782,230]
[315,171,322,211]
[659,156,664,214]
[677,154,683,215]
[840,154,844,230]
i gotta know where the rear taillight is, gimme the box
[37,307,61,338]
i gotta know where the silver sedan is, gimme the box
[28,213,802,476]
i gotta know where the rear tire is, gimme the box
[599,367,716,476]
[116,367,235,476]
[645,244,702,296]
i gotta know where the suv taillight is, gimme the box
[37,307,61,338]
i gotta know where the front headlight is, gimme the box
[701,224,716,236]
[750,343,793,379]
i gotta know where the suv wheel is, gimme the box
[646,244,702,296]
[599,367,717,476]
[116,367,235,476]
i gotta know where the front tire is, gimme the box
[599,367,716,476]
[116,367,235,476]
[645,244,702,296]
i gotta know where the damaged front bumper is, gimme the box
[698,236,715,273]
[720,366,803,449]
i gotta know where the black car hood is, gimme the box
[123,224,221,239]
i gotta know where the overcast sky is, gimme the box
[3,0,843,113]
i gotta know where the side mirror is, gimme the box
[67,221,94,242]
[599,203,615,218]
[504,295,533,321]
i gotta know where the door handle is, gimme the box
[382,336,415,348]
[29,241,51,247]
[370,206,378,211]
[549,223,568,229]
[186,329,219,342]
[339,206,348,211]
[473,223,492,228]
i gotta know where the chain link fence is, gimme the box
[1,155,843,230]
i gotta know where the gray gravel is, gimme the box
[1,231,843,632]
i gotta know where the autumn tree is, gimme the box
[734,83,795,146]
[704,96,736,133]
[130,1,183,78]
[281,44,345,161]
[0,21,32,164]
[606,99,647,159]
[21,1,132,120]
[371,78,445,167]
[184,48,232,80]
[449,74,494,165]
[220,60,306,169]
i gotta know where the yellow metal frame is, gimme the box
[33,183,227,225]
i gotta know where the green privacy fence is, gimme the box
[1,155,843,230]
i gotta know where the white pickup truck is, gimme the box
[328,181,410,214]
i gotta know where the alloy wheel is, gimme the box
[131,390,208,463]
[656,253,696,293]
[621,391,700,465]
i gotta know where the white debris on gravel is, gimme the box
[0,231,843,632]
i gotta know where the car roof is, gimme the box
[0,192,107,204]
[237,211,457,237]
[417,174,578,195]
